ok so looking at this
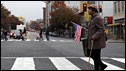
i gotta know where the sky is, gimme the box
[1,1,46,22]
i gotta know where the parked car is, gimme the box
[9,30,21,39]
[14,30,20,39]
[10,30,16,38]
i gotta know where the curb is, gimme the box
[107,40,125,43]
[108,42,125,43]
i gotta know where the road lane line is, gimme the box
[59,40,65,42]
[49,57,81,70]
[66,40,74,42]
[81,57,124,70]
[43,40,47,41]
[34,39,39,41]
[1,57,124,59]
[7,40,14,41]
[11,58,35,70]
[111,58,125,63]
[25,39,31,41]
[1,40,4,41]
[51,40,57,42]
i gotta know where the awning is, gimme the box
[107,23,121,26]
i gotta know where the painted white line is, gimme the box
[1,40,4,41]
[111,58,125,63]
[7,40,14,41]
[102,61,124,70]
[49,57,81,70]
[51,40,57,42]
[43,40,47,41]
[15,40,22,41]
[81,57,124,70]
[2,57,124,59]
[34,39,39,41]
[81,57,94,69]
[66,40,74,42]
[59,40,65,42]
[11,58,35,70]
[25,39,31,41]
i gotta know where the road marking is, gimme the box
[111,58,125,63]
[1,40,4,41]
[11,57,35,70]
[7,40,14,41]
[59,40,65,42]
[49,57,81,70]
[34,39,39,41]
[1,57,88,59]
[15,40,22,41]
[81,57,124,70]
[66,40,74,42]
[25,39,31,41]
[51,40,57,42]
[43,40,47,41]
[1,57,124,59]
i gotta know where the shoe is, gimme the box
[100,64,107,70]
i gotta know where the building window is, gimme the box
[114,2,117,14]
[121,1,125,12]
[118,1,120,13]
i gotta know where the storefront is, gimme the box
[122,24,125,40]
[107,23,123,39]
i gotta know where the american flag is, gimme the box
[73,23,82,43]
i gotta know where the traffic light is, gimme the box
[83,4,87,12]
[99,5,102,12]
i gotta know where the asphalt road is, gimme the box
[1,31,125,70]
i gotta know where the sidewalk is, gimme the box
[107,39,125,43]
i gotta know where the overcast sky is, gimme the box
[1,1,46,22]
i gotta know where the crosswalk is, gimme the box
[1,39,75,42]
[1,57,125,70]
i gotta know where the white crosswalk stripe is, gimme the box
[80,57,125,70]
[51,40,57,42]
[11,58,35,70]
[1,57,125,70]
[1,40,4,41]
[25,39,31,41]
[34,39,39,41]
[111,58,125,64]
[1,39,75,42]
[7,40,14,41]
[59,40,65,42]
[43,40,47,41]
[49,57,81,70]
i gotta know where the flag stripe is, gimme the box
[74,24,82,43]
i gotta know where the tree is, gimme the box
[9,15,22,30]
[49,4,81,32]
[49,1,66,32]
[30,21,41,30]
[1,4,11,30]
[1,4,22,31]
